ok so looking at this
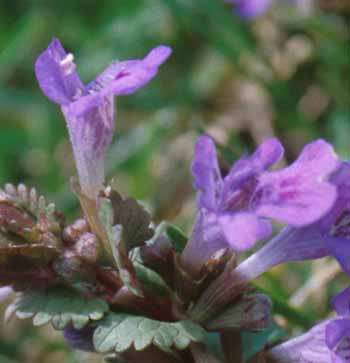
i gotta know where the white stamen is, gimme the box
[60,53,76,76]
[60,53,74,67]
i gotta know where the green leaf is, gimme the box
[15,287,109,330]
[93,313,206,354]
[98,197,115,241]
[98,197,143,297]
[242,323,286,360]
[166,224,188,253]
[108,190,154,251]
[133,259,170,297]
[71,178,112,255]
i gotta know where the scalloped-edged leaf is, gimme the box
[0,184,63,250]
[93,313,206,354]
[15,287,109,330]
[0,184,63,228]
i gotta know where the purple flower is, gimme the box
[35,38,171,198]
[227,0,299,19]
[266,320,343,362]
[320,163,350,276]
[234,162,350,284]
[266,289,350,362]
[186,135,338,256]
[228,0,274,19]
[326,288,350,362]
[183,137,338,319]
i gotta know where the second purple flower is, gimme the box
[182,135,338,272]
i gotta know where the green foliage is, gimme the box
[14,287,109,330]
[0,355,16,363]
[166,224,188,253]
[133,258,170,297]
[108,190,154,251]
[242,323,287,360]
[93,313,206,353]
[98,196,143,296]
[0,0,349,361]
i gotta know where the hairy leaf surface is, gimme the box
[94,313,206,353]
[15,287,109,330]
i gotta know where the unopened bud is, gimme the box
[74,232,99,264]
[62,219,90,245]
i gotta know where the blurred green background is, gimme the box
[0,0,349,362]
